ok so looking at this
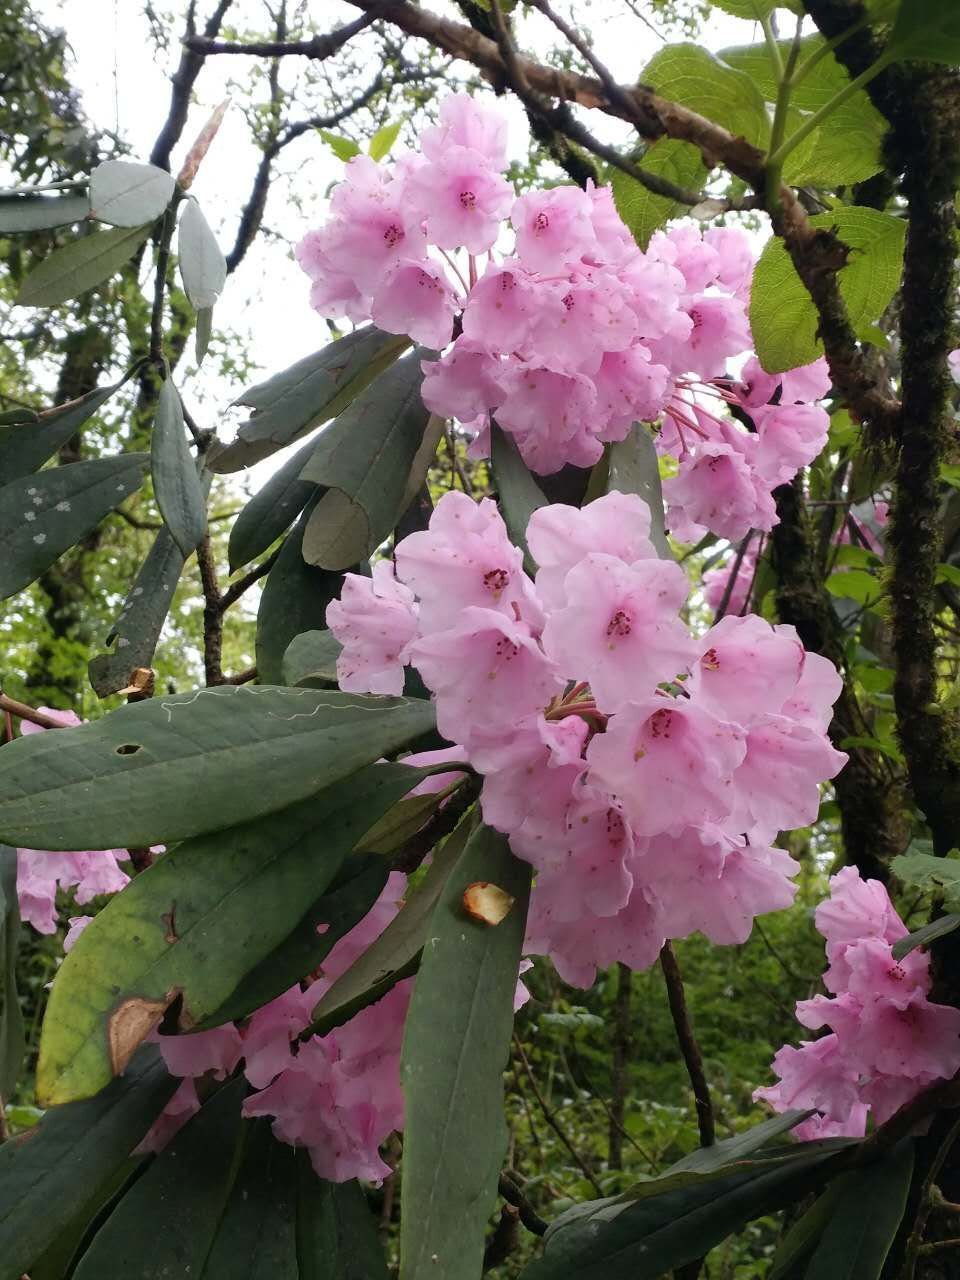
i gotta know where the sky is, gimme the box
[31,0,767,496]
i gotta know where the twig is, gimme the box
[483,1203,520,1271]
[713,531,754,624]
[609,962,632,1171]
[149,195,183,367]
[390,776,480,875]
[219,549,281,611]
[513,1035,604,1195]
[0,694,68,731]
[183,6,388,60]
[221,666,258,686]
[195,533,224,686]
[902,1114,960,1278]
[659,942,715,1148]
[498,1171,548,1237]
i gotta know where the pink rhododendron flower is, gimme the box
[406,144,512,254]
[756,868,960,1136]
[370,258,458,350]
[421,91,509,169]
[15,712,130,934]
[511,186,598,273]
[326,560,418,696]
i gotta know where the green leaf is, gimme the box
[750,208,906,374]
[937,562,960,587]
[208,851,389,1029]
[888,0,960,66]
[196,304,214,364]
[667,1111,815,1176]
[88,526,189,697]
[0,846,25,1100]
[210,327,410,474]
[839,734,904,763]
[0,1046,177,1280]
[804,1142,914,1279]
[72,1078,247,1280]
[297,1159,391,1279]
[282,629,343,688]
[299,349,431,570]
[400,824,531,1280]
[611,140,707,249]
[228,437,319,571]
[369,120,403,161]
[641,42,770,149]
[892,913,960,960]
[200,1117,300,1278]
[0,191,90,232]
[490,423,548,574]
[892,849,960,910]
[0,685,436,851]
[27,1160,141,1280]
[37,763,425,1103]
[178,197,227,309]
[320,130,362,162]
[89,159,175,227]
[256,498,346,684]
[605,424,671,559]
[151,378,207,556]
[712,0,801,16]
[769,1174,850,1280]
[15,223,153,306]
[721,38,885,187]
[310,816,474,1037]
[0,452,148,600]
[522,1143,848,1279]
[0,379,119,484]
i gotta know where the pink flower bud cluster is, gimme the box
[15,711,129,934]
[296,93,832,541]
[755,867,960,1141]
[327,489,848,987]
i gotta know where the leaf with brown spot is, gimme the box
[107,993,177,1076]
[462,881,515,926]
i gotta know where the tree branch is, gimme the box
[218,547,280,611]
[182,5,388,61]
[0,694,68,731]
[196,533,224,686]
[659,941,715,1147]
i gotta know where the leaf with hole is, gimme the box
[89,160,175,227]
[0,684,436,852]
[178,197,227,309]
[400,823,531,1280]
[16,223,153,306]
[300,350,432,570]
[0,452,148,600]
[210,326,409,474]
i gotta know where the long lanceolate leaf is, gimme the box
[300,348,432,570]
[0,452,148,599]
[0,845,25,1100]
[0,1046,177,1280]
[400,824,532,1280]
[210,326,410,474]
[0,380,121,484]
[15,223,154,307]
[37,763,433,1105]
[0,685,436,851]
[151,377,207,556]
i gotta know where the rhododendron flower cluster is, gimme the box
[296,91,831,543]
[755,867,960,1140]
[327,489,847,986]
[15,711,129,934]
